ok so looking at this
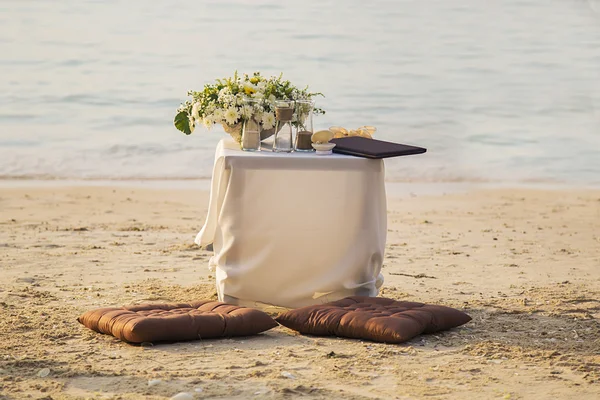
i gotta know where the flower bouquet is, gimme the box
[174,72,325,143]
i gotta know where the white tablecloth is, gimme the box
[196,139,387,309]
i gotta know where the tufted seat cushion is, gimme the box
[78,300,278,343]
[275,296,471,343]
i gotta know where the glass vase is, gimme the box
[294,99,315,152]
[241,98,261,151]
[241,118,261,151]
[273,100,294,153]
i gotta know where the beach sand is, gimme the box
[1,185,599,399]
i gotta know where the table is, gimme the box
[196,139,387,309]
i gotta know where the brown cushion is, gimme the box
[78,300,278,343]
[275,296,471,344]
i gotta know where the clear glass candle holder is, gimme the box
[241,118,261,151]
[294,99,315,152]
[273,100,294,153]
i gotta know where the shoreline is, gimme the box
[1,178,598,198]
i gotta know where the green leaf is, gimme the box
[174,111,192,135]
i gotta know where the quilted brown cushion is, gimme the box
[78,300,278,343]
[275,296,471,344]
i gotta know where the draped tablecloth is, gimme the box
[196,139,387,309]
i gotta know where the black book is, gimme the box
[331,136,427,159]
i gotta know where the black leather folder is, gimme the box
[331,136,427,159]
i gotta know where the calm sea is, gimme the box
[1,0,599,185]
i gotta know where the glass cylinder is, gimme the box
[242,98,261,151]
[294,99,315,152]
[241,118,261,151]
[273,100,294,153]
[241,98,261,151]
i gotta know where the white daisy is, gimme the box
[261,112,275,130]
[256,81,267,91]
[240,105,254,119]
[224,107,240,125]
[212,109,224,122]
[202,116,214,129]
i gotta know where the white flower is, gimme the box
[218,88,234,104]
[261,112,275,130]
[224,107,240,125]
[202,115,214,129]
[205,104,216,115]
[252,92,264,100]
[256,81,267,91]
[224,94,235,105]
[268,94,276,104]
[212,109,224,122]
[240,105,254,119]
[191,102,200,120]
[235,95,246,106]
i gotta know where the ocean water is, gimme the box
[1,0,599,185]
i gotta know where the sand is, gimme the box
[0,185,599,399]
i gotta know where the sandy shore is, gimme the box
[0,185,599,399]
